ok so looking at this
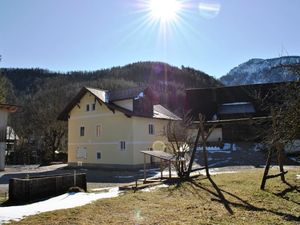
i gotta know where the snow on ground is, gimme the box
[289,157,300,164]
[114,175,134,179]
[197,145,231,153]
[0,187,120,224]
[141,184,169,192]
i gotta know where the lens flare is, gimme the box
[198,0,221,19]
[149,0,182,23]
[152,141,166,151]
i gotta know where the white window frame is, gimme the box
[120,141,126,151]
[148,124,155,135]
[96,124,102,137]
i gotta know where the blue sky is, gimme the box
[1,0,300,77]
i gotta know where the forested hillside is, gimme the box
[0,61,221,164]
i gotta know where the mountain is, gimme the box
[220,56,300,86]
[1,61,220,93]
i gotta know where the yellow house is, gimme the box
[58,87,181,169]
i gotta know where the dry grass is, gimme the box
[0,192,8,205]
[7,168,300,225]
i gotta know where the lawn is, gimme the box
[7,168,300,225]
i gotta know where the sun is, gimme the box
[148,0,182,23]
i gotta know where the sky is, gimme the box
[1,0,300,78]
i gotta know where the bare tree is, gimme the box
[164,113,194,178]
[260,64,300,189]
[164,112,216,179]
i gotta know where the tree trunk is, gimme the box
[260,146,273,190]
[186,125,201,178]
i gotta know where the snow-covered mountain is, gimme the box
[220,56,300,86]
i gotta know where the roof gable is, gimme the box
[58,87,180,121]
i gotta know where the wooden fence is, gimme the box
[9,173,87,202]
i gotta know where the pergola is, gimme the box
[141,150,185,182]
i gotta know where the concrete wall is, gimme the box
[9,173,87,202]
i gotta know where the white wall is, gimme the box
[0,110,8,170]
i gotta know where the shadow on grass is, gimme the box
[270,181,300,205]
[190,177,233,215]
[190,177,300,222]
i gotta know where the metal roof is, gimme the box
[140,150,178,162]
[218,102,255,114]
[153,105,181,120]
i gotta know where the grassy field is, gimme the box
[7,168,300,225]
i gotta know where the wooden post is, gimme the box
[277,143,286,183]
[160,158,163,179]
[74,170,76,187]
[260,146,273,190]
[169,161,171,178]
[143,153,146,183]
[260,109,288,189]
[186,123,202,177]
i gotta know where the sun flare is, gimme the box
[148,0,182,22]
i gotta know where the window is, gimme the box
[96,152,101,160]
[80,126,85,136]
[149,124,154,135]
[120,141,126,150]
[86,104,90,111]
[96,125,101,137]
[92,103,96,111]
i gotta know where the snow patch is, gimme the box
[0,187,120,224]
[141,184,169,192]
[289,157,300,164]
[114,175,134,179]
[197,146,231,153]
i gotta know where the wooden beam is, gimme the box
[169,161,171,178]
[160,158,163,179]
[143,153,146,183]
[193,116,272,125]
[96,99,102,106]
[266,171,288,179]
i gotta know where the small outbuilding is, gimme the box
[0,103,18,170]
